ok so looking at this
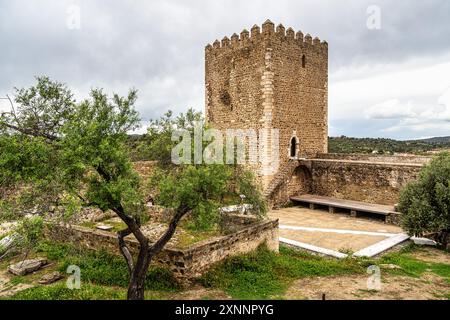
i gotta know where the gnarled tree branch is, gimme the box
[149,205,189,256]
[118,228,134,274]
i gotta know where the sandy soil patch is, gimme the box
[0,271,33,298]
[410,247,450,264]
[169,285,231,300]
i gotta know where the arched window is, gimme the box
[290,137,297,158]
[301,54,306,68]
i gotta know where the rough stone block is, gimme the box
[38,271,63,285]
[8,257,48,276]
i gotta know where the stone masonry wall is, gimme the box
[309,160,423,205]
[268,156,426,207]
[46,218,279,280]
[317,153,431,165]
[270,23,328,161]
[205,20,328,190]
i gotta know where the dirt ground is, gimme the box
[285,247,450,300]
[410,247,450,264]
[0,270,33,298]
[284,273,448,300]
[169,285,231,300]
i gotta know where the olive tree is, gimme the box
[0,76,265,299]
[398,152,450,247]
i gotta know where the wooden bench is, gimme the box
[290,194,397,217]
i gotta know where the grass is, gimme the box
[9,275,30,286]
[79,221,96,230]
[199,244,367,299]
[379,246,450,282]
[5,281,170,300]
[103,219,128,232]
[177,228,221,248]
[200,244,450,300]
[6,282,127,300]
[79,219,221,248]
[2,241,180,300]
[3,240,449,300]
[79,220,127,233]
[35,241,181,292]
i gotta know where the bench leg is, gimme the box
[329,206,335,214]
[350,210,357,217]
[309,203,316,210]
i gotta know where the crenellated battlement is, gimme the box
[205,19,327,54]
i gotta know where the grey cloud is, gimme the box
[0,0,449,138]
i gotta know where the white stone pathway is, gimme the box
[279,224,410,258]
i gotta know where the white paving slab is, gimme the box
[353,234,410,257]
[411,237,437,246]
[279,237,348,259]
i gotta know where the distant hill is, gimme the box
[417,136,450,144]
[126,134,450,158]
[328,136,450,155]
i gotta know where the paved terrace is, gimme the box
[268,206,408,258]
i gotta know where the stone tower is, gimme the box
[205,20,328,190]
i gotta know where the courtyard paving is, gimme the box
[268,206,404,254]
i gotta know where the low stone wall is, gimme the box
[268,154,428,207]
[45,217,279,280]
[317,153,431,165]
[310,159,423,205]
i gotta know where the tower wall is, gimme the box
[205,20,328,190]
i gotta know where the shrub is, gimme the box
[398,152,450,247]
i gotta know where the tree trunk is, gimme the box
[436,230,449,249]
[115,205,189,300]
[127,244,152,300]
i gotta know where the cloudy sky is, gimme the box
[0,0,449,140]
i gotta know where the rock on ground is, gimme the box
[38,271,63,285]
[8,257,48,276]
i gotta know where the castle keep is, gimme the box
[205,20,328,190]
[205,20,426,211]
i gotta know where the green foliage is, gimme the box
[6,282,127,300]
[1,76,76,138]
[59,88,143,216]
[153,165,231,230]
[137,109,202,165]
[398,152,450,244]
[36,241,181,291]
[328,136,450,155]
[152,163,266,231]
[15,216,44,250]
[36,241,72,261]
[145,109,267,230]
[0,76,145,225]
[200,245,364,299]
[0,77,266,297]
